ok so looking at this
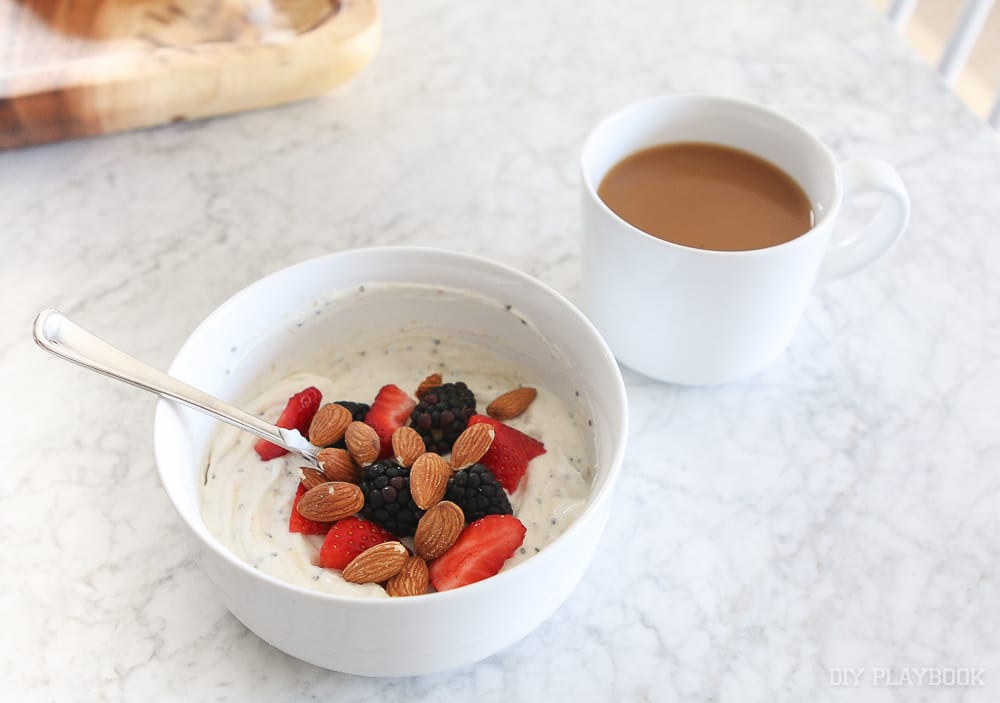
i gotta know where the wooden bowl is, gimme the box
[0,0,380,148]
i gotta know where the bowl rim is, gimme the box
[153,245,629,606]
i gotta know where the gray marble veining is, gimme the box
[2,0,999,701]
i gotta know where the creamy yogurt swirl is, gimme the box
[201,332,593,597]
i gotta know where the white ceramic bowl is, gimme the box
[153,247,628,676]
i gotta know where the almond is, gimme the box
[449,423,495,469]
[296,481,364,522]
[410,452,452,509]
[415,372,443,397]
[392,426,425,467]
[345,421,380,466]
[486,387,538,421]
[414,500,465,559]
[385,555,429,597]
[298,467,328,491]
[316,447,362,483]
[308,403,352,447]
[342,541,409,584]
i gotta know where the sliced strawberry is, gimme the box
[288,483,333,535]
[467,414,546,492]
[319,516,396,570]
[364,384,416,459]
[254,386,323,461]
[429,514,526,591]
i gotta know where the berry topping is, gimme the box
[428,514,526,591]
[288,483,332,535]
[255,386,323,461]
[334,401,371,423]
[467,414,546,493]
[364,385,416,459]
[319,516,395,570]
[410,381,477,454]
[359,459,425,537]
[445,463,513,523]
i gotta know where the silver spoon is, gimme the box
[32,309,321,466]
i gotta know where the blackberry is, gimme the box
[334,401,371,423]
[360,459,424,537]
[323,401,370,449]
[445,463,513,523]
[410,381,477,454]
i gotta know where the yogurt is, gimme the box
[201,330,594,597]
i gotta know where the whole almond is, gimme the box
[296,481,364,522]
[298,467,329,491]
[414,501,465,559]
[486,387,538,421]
[449,423,495,469]
[392,426,425,467]
[308,403,352,447]
[342,541,409,584]
[385,556,429,597]
[415,372,443,397]
[410,452,452,509]
[317,447,362,483]
[345,421,380,466]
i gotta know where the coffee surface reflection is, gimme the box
[597,142,813,251]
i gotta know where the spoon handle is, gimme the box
[32,309,317,463]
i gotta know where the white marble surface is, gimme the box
[3,0,999,700]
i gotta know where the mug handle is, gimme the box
[818,158,911,282]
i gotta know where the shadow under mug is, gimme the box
[580,94,911,385]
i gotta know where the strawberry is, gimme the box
[319,516,396,570]
[254,386,323,461]
[364,384,416,459]
[467,414,546,492]
[288,483,332,535]
[428,514,526,591]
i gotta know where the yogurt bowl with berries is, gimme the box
[153,247,628,676]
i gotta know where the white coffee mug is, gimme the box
[580,94,910,385]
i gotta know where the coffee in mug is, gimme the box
[596,142,813,251]
[580,94,910,385]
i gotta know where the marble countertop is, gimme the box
[3,0,1000,700]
